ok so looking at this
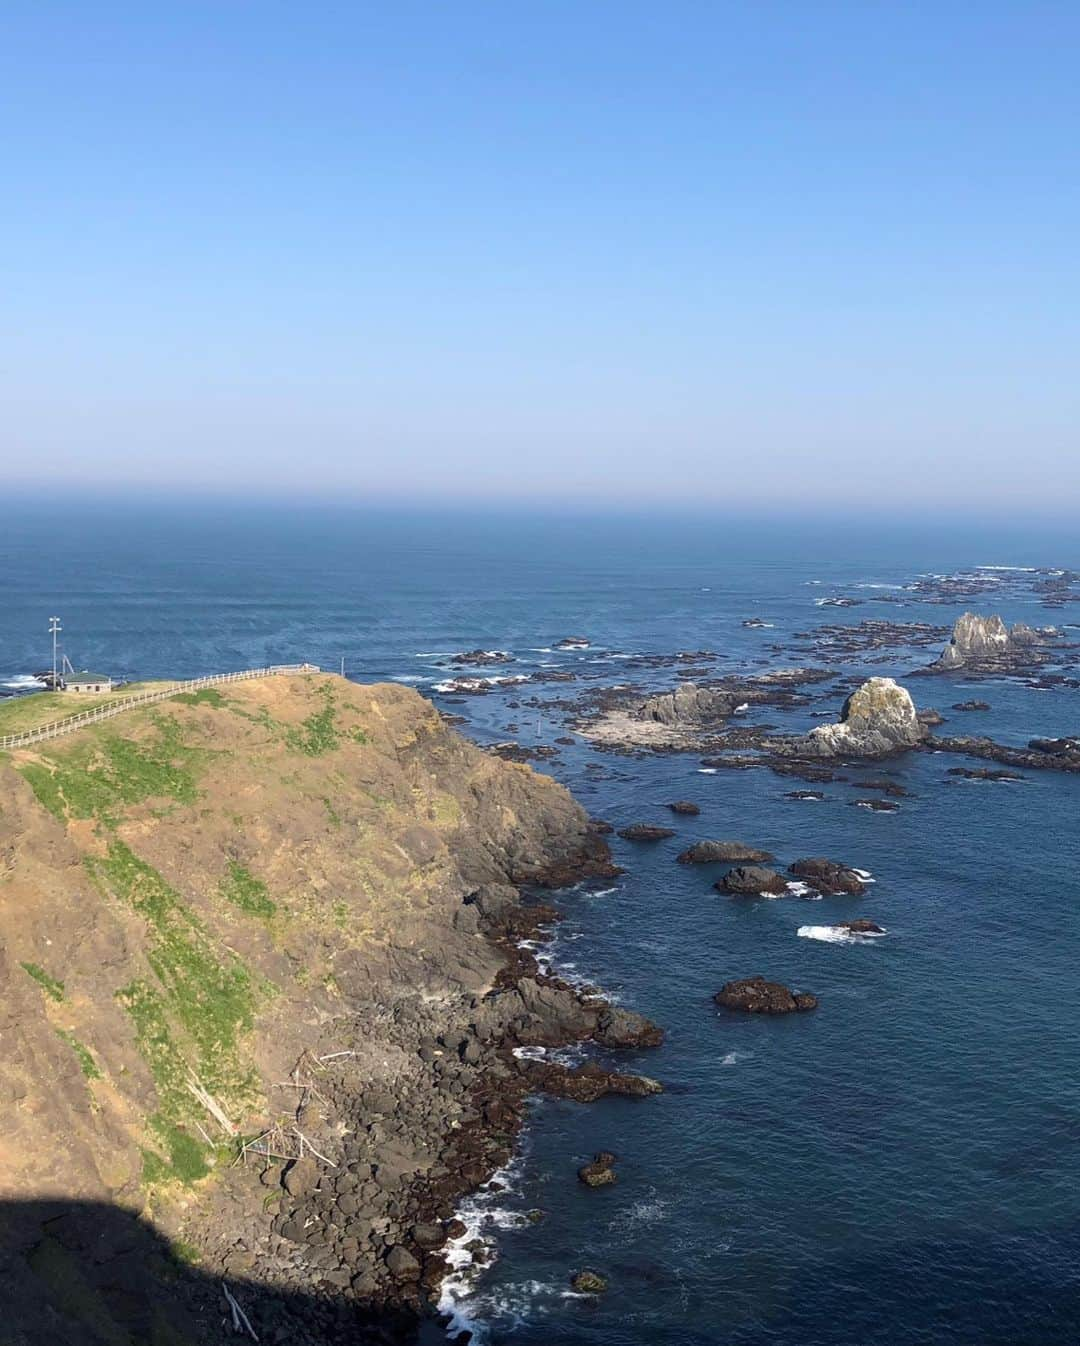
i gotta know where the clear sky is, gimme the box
[3,3,1077,511]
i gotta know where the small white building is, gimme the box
[65,670,113,694]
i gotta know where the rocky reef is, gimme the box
[0,673,650,1343]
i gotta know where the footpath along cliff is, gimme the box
[0,673,657,1344]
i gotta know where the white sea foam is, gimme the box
[1,675,42,690]
[798,924,887,944]
[606,1191,671,1235]
[975,565,1037,572]
[432,674,529,693]
[785,880,818,898]
[720,1050,748,1066]
[852,868,875,883]
[697,767,718,774]
[854,583,907,590]
[390,674,427,683]
[734,702,749,713]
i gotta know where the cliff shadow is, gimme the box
[0,1198,446,1346]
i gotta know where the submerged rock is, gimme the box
[571,1270,609,1293]
[953,700,991,712]
[667,800,701,815]
[714,976,818,1014]
[836,919,885,934]
[678,840,776,865]
[717,865,788,896]
[617,823,677,841]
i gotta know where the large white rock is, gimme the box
[799,677,926,758]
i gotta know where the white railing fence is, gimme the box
[0,663,320,752]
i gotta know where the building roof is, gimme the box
[67,671,112,683]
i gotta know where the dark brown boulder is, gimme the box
[788,858,866,895]
[667,801,701,815]
[618,823,677,841]
[578,1152,617,1187]
[678,840,776,865]
[717,865,788,896]
[521,1059,663,1101]
[714,976,818,1014]
[835,919,885,934]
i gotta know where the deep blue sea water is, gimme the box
[3,501,1080,1345]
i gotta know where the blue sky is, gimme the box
[3,3,1077,509]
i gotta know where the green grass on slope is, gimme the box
[89,841,260,1186]
[218,860,276,919]
[21,960,65,1001]
[19,714,207,826]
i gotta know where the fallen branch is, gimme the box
[223,1284,259,1341]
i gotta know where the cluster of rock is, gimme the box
[925,612,1049,673]
[714,856,867,897]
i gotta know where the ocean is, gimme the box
[3,499,1080,1345]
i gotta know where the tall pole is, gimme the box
[49,616,61,690]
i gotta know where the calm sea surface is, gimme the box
[3,501,1079,1345]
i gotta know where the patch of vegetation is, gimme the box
[219,860,276,919]
[19,715,206,826]
[171,688,227,708]
[55,1028,101,1079]
[169,1238,202,1267]
[347,725,369,744]
[321,795,342,827]
[22,961,65,1001]
[332,900,349,928]
[285,685,340,756]
[94,843,259,1186]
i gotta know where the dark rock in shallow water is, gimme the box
[788,858,867,894]
[946,766,1025,781]
[679,840,776,864]
[555,636,591,649]
[784,789,825,801]
[1030,736,1080,755]
[953,700,991,711]
[836,918,885,934]
[667,800,701,815]
[718,865,788,896]
[589,818,614,834]
[918,707,946,726]
[578,1153,618,1187]
[521,1059,663,1101]
[715,976,818,1014]
[450,649,515,666]
[852,798,900,811]
[571,1270,609,1293]
[617,823,677,841]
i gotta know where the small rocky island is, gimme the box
[923,612,1052,673]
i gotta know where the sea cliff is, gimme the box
[0,673,642,1343]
